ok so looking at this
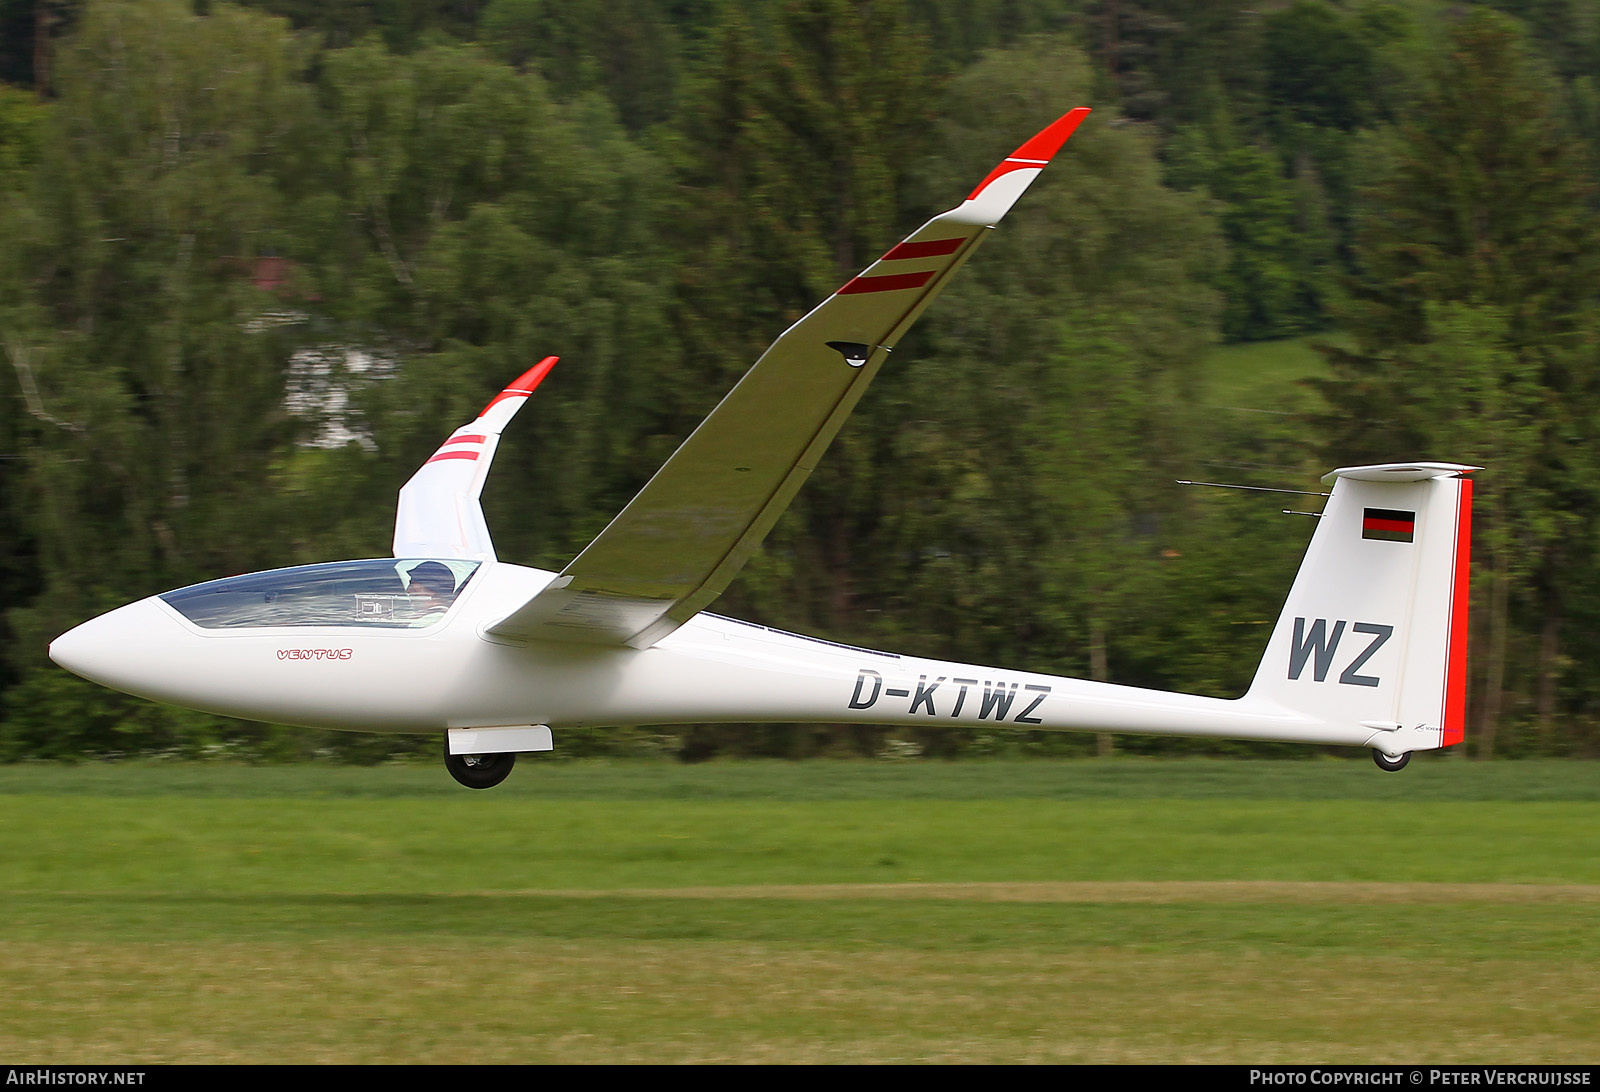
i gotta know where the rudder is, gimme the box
[1245,463,1477,756]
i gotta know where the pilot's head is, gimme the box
[406,562,457,601]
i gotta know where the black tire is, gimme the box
[1371,749,1411,773]
[444,744,516,789]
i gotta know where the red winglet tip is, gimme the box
[967,108,1091,200]
[1010,107,1091,163]
[480,356,559,416]
[508,355,559,394]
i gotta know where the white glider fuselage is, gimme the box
[49,554,1427,756]
[46,109,1476,782]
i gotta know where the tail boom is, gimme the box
[581,461,1479,756]
[520,618,1392,749]
[444,461,1477,761]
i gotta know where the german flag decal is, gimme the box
[1363,508,1415,542]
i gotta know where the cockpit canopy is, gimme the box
[159,559,481,630]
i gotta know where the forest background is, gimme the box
[1,0,1597,763]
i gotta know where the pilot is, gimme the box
[404,562,458,621]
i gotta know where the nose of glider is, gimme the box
[49,597,175,694]
[49,615,105,681]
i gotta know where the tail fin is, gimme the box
[1246,463,1477,755]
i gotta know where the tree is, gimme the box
[661,0,942,757]
[1083,0,1265,127]
[479,0,683,130]
[848,39,1226,754]
[312,37,678,571]
[669,0,939,627]
[2,0,325,753]
[0,83,48,719]
[1165,114,1336,341]
[1263,1,1378,133]
[1318,9,1600,756]
[1,4,682,758]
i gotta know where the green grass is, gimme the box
[1193,334,1346,490]
[4,891,1598,956]
[1202,334,1343,412]
[5,794,1599,891]
[3,752,1595,799]
[1,759,1597,1062]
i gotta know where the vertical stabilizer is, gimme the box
[1245,463,1477,755]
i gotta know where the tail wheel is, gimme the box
[444,744,516,789]
[1372,749,1411,773]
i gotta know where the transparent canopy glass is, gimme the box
[159,559,481,630]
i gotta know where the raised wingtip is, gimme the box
[480,356,559,416]
[1010,107,1091,163]
[508,355,559,394]
[965,107,1091,203]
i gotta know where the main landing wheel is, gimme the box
[445,744,516,789]
[1372,749,1411,773]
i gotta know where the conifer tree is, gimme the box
[1320,8,1600,755]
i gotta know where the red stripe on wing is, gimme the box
[425,451,481,465]
[882,238,965,261]
[837,270,937,295]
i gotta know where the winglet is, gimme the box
[1012,108,1093,161]
[479,355,559,427]
[965,108,1090,201]
[393,357,559,561]
[941,107,1091,228]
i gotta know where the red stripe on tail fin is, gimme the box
[1442,478,1474,747]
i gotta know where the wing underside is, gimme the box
[490,109,1091,648]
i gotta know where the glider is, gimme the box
[48,109,1478,787]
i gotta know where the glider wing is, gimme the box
[491,110,1090,647]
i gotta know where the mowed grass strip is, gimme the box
[3,891,1598,958]
[4,756,1597,801]
[3,795,1596,892]
[525,880,1600,903]
[2,886,1596,1061]
[1,761,1596,1062]
[2,936,1596,1063]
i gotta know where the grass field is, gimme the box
[1,757,1597,1063]
[1202,334,1341,413]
